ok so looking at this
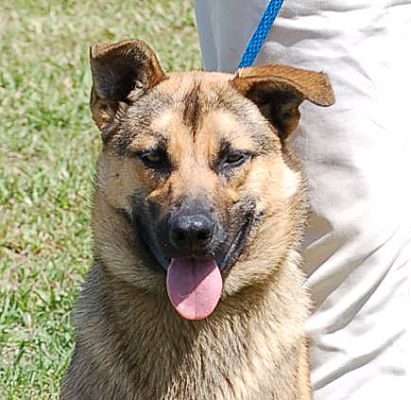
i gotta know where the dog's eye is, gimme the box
[223,151,250,168]
[145,153,161,163]
[138,149,169,171]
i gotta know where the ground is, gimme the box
[0,1,202,398]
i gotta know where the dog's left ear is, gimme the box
[90,39,166,138]
[231,65,334,140]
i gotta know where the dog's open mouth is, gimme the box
[166,258,222,320]
[130,210,254,320]
[165,214,254,320]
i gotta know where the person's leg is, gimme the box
[195,1,411,399]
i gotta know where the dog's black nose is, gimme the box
[169,214,215,252]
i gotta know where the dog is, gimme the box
[61,39,334,400]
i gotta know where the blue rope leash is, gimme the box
[238,0,284,69]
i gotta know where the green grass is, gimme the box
[0,1,202,398]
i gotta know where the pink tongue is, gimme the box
[166,258,222,320]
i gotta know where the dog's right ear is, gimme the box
[90,39,166,139]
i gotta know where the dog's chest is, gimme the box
[129,322,299,400]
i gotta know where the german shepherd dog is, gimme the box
[61,40,334,399]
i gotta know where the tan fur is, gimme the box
[61,40,333,400]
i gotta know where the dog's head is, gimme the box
[90,40,334,320]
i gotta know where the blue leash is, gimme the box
[238,0,284,69]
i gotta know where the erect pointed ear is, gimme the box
[90,39,166,138]
[231,65,334,141]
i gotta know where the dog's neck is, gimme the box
[77,254,308,400]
